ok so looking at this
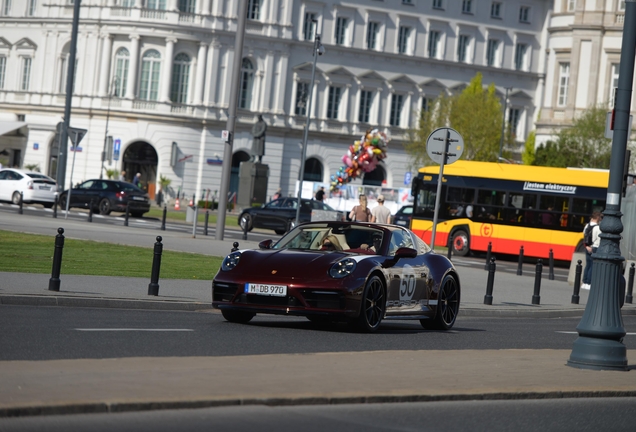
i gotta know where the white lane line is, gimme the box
[75,328,194,332]
[557,331,636,335]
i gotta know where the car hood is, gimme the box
[234,249,352,280]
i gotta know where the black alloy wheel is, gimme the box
[354,275,386,333]
[239,213,253,232]
[98,198,112,215]
[221,309,255,324]
[421,274,460,330]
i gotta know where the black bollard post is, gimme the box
[231,241,239,252]
[88,199,93,223]
[484,257,496,305]
[204,210,209,236]
[18,191,23,214]
[161,205,167,231]
[148,236,163,296]
[53,195,58,218]
[517,245,524,276]
[532,259,543,305]
[484,242,492,270]
[124,202,129,226]
[242,217,248,240]
[447,234,452,261]
[571,259,583,304]
[48,227,65,292]
[626,263,635,304]
[548,249,555,280]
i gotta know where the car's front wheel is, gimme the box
[239,213,253,232]
[421,274,460,331]
[98,198,111,215]
[353,275,386,333]
[221,309,255,324]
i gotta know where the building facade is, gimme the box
[0,0,553,205]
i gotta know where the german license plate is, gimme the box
[245,283,287,297]
[132,196,145,201]
[39,185,51,190]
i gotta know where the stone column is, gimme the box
[168,0,178,11]
[273,52,288,113]
[161,37,176,103]
[201,0,211,15]
[98,34,113,97]
[135,0,143,8]
[193,42,207,105]
[206,40,220,105]
[125,34,140,99]
[261,51,275,111]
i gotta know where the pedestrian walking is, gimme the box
[371,195,392,224]
[349,194,373,222]
[119,170,126,182]
[133,172,142,188]
[581,211,602,290]
[315,186,325,202]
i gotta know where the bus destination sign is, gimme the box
[523,182,577,194]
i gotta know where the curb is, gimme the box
[3,390,636,418]
[0,295,212,312]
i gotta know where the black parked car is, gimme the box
[393,205,413,228]
[58,179,151,217]
[239,197,343,235]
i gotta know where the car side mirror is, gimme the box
[394,247,417,259]
[259,239,273,249]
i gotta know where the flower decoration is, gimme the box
[330,128,389,191]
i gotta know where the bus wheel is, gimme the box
[452,230,470,257]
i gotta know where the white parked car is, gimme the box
[0,168,58,208]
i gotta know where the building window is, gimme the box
[146,0,166,9]
[508,108,520,139]
[335,17,348,45]
[246,0,260,20]
[486,38,499,67]
[367,22,379,50]
[567,0,576,12]
[462,0,472,14]
[359,90,372,123]
[398,26,411,54]
[457,34,469,63]
[421,96,430,113]
[170,53,191,104]
[0,56,5,89]
[519,6,530,23]
[239,58,254,109]
[609,63,619,108]
[178,0,195,13]
[428,30,440,58]
[139,49,161,101]
[514,43,527,71]
[618,0,625,11]
[557,62,570,107]
[3,0,10,15]
[295,82,309,116]
[327,86,342,119]
[389,94,403,126]
[491,2,501,18]
[303,12,316,41]
[119,0,134,6]
[20,57,31,91]
[28,0,36,15]
[113,48,129,97]
[432,0,443,10]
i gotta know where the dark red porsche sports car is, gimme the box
[212,221,460,332]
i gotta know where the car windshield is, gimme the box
[272,223,385,254]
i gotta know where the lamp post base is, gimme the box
[567,336,628,371]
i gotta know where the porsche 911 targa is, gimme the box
[212,221,460,332]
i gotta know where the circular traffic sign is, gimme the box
[426,127,464,165]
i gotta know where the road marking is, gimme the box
[557,331,636,336]
[75,328,194,332]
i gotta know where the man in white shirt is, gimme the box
[371,195,392,224]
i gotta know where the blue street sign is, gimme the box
[33,143,39,150]
[404,171,412,185]
[113,139,121,161]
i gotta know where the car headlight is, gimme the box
[221,251,241,271]
[329,258,356,279]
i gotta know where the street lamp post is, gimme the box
[498,87,511,160]
[566,1,636,371]
[100,76,119,179]
[294,21,324,226]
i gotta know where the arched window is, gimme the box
[303,157,323,182]
[139,49,161,101]
[239,58,254,109]
[113,47,129,97]
[170,53,190,104]
[363,165,386,187]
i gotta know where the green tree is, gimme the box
[522,130,536,165]
[404,92,452,169]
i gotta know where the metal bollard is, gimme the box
[148,236,163,296]
[571,259,582,304]
[53,195,58,218]
[18,191,23,214]
[242,217,248,240]
[626,263,635,304]
[447,234,452,261]
[192,205,198,238]
[124,202,130,226]
[532,259,543,305]
[484,242,492,270]
[204,210,209,236]
[88,199,93,223]
[517,245,524,276]
[548,249,555,280]
[48,227,65,292]
[160,205,167,231]
[231,241,239,252]
[484,257,496,305]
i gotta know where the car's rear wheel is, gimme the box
[239,213,253,232]
[221,309,255,324]
[421,274,460,331]
[353,275,386,333]
[58,195,67,209]
[451,229,470,257]
[98,198,112,215]
[11,191,21,204]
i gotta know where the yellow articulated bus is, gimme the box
[410,160,608,261]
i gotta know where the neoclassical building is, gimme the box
[0,0,564,204]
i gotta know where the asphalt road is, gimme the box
[3,305,636,361]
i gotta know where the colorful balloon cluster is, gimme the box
[330,129,389,191]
